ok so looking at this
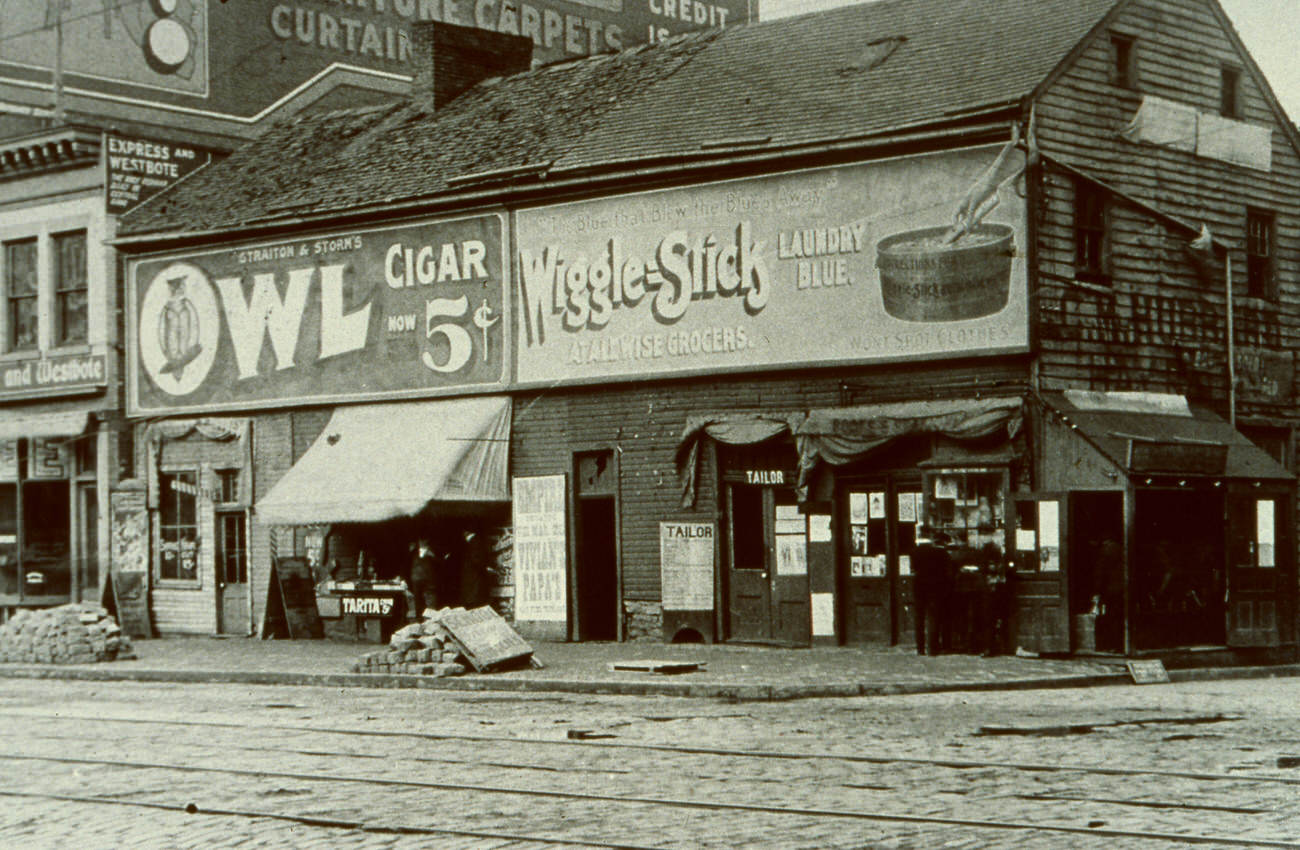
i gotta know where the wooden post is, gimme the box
[1226,253,1236,426]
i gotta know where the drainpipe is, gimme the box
[1226,253,1236,426]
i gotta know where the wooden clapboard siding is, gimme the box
[510,359,1025,601]
[1033,0,1300,419]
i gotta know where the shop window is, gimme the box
[158,470,199,582]
[924,469,1006,555]
[53,230,88,346]
[1246,209,1275,299]
[4,239,38,352]
[1013,499,1061,573]
[1111,33,1137,90]
[216,512,247,585]
[1220,65,1241,118]
[1074,181,1110,283]
[730,486,765,569]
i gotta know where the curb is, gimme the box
[3,661,1296,700]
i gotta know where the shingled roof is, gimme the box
[118,0,1120,239]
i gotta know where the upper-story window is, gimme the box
[4,239,38,352]
[1074,180,1110,282]
[1111,33,1137,90]
[54,230,88,346]
[1246,208,1276,299]
[1221,66,1242,118]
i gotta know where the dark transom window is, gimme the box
[1246,209,1275,299]
[1074,181,1110,282]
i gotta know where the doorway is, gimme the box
[573,451,618,641]
[215,510,249,635]
[726,484,808,645]
[1133,490,1225,649]
[1068,491,1124,652]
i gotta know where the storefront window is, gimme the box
[159,471,199,582]
[924,469,1006,553]
[1014,499,1061,573]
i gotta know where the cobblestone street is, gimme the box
[3,676,1300,848]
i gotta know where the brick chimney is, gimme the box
[409,22,534,112]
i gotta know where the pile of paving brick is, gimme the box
[0,603,136,664]
[349,611,469,676]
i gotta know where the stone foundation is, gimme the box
[623,600,662,641]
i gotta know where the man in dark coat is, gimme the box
[912,529,954,655]
[408,538,438,620]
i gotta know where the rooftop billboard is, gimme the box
[0,0,751,129]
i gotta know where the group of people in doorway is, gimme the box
[322,524,495,621]
[911,531,1011,656]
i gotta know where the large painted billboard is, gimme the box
[0,0,749,127]
[127,215,508,416]
[514,144,1029,386]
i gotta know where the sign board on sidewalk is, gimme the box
[109,571,152,640]
[265,558,323,639]
[440,606,534,672]
[659,521,714,610]
[1126,659,1170,685]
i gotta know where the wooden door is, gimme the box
[843,484,891,643]
[216,511,249,635]
[892,482,923,646]
[771,493,810,646]
[727,484,771,641]
[1011,495,1069,654]
[1225,491,1282,647]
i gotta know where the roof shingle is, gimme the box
[119,0,1119,238]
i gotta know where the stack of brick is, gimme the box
[0,603,136,664]
[350,611,467,676]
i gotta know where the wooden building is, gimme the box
[112,0,1299,659]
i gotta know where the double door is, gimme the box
[841,477,923,645]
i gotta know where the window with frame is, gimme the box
[1074,180,1110,282]
[53,230,87,346]
[216,468,241,504]
[4,239,38,352]
[158,470,199,582]
[1246,209,1275,299]
[1111,33,1137,90]
[1221,66,1241,118]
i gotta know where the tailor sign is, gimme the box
[127,215,507,416]
[514,144,1029,386]
[0,0,748,126]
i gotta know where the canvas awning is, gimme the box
[256,396,511,525]
[1042,390,1292,481]
[0,410,88,440]
[796,396,1024,477]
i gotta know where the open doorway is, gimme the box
[574,451,618,641]
[1133,490,1225,649]
[1069,491,1124,652]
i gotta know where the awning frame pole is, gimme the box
[1226,253,1236,426]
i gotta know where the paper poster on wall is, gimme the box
[850,556,869,577]
[512,475,568,622]
[809,515,832,542]
[897,492,917,523]
[868,492,886,519]
[811,592,835,636]
[774,504,804,534]
[0,441,16,482]
[660,522,715,610]
[850,526,868,554]
[934,477,958,500]
[898,554,911,576]
[775,535,807,576]
[849,493,868,524]
[1038,501,1060,548]
[870,555,887,577]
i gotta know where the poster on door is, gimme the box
[512,475,567,622]
[660,522,714,610]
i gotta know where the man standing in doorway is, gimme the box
[912,529,954,655]
[408,538,438,621]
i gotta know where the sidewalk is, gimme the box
[4,635,1296,700]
